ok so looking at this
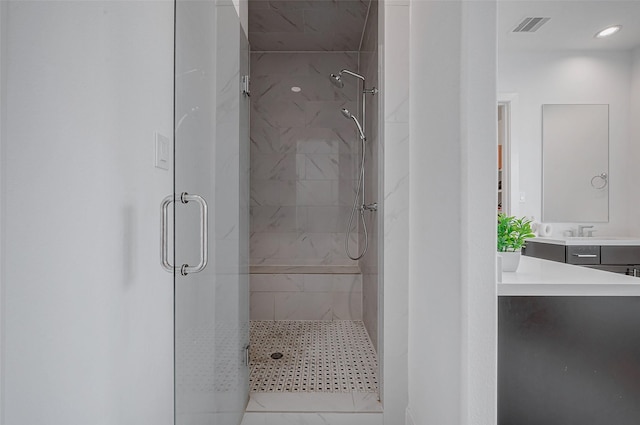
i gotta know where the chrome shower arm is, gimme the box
[340,69,366,81]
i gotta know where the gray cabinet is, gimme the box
[522,241,565,262]
[566,245,600,265]
[524,241,640,277]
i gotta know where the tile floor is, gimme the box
[249,320,379,393]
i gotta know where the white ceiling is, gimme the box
[498,0,640,51]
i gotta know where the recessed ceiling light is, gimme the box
[291,86,301,93]
[595,25,622,39]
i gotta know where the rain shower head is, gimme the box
[330,73,344,88]
[341,108,366,141]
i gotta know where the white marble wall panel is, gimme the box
[251,100,306,128]
[250,52,361,269]
[249,273,362,320]
[250,292,275,321]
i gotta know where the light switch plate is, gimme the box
[155,132,170,170]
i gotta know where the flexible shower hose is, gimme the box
[345,137,368,260]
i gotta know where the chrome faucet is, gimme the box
[577,225,595,237]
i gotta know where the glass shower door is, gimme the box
[174,1,250,424]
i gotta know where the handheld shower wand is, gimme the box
[341,109,366,141]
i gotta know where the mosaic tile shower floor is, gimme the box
[249,320,378,393]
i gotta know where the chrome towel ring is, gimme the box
[590,172,608,189]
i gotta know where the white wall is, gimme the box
[629,48,640,236]
[498,49,633,235]
[1,2,174,424]
[381,1,410,423]
[408,1,497,425]
[0,4,6,420]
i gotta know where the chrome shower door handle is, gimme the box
[160,192,209,276]
[161,195,176,273]
[179,192,208,276]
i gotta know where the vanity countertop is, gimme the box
[499,256,640,296]
[528,236,640,246]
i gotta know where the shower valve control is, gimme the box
[363,203,378,212]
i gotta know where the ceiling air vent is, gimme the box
[513,17,550,33]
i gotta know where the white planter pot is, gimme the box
[499,251,521,272]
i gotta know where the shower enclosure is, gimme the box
[246,0,382,412]
[1,1,248,424]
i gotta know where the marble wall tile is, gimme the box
[249,0,368,52]
[246,392,360,413]
[247,0,270,10]
[250,180,280,206]
[279,180,298,206]
[250,232,280,260]
[249,273,363,321]
[302,274,363,293]
[338,153,356,181]
[305,101,357,128]
[274,292,333,320]
[250,274,304,292]
[250,126,285,154]
[339,181,358,207]
[251,99,306,128]
[250,292,275,320]
[253,74,352,104]
[248,7,304,34]
[293,75,355,102]
[307,52,358,74]
[240,412,383,425]
[248,32,337,52]
[251,74,287,104]
[334,274,363,293]
[249,1,369,51]
[250,153,297,181]
[283,127,339,153]
[335,127,360,154]
[304,154,340,180]
[250,52,359,267]
[251,206,302,233]
[302,274,340,292]
[336,0,371,16]
[251,52,309,76]
[276,232,301,259]
[295,180,339,206]
[294,232,333,260]
[305,206,349,233]
[332,290,362,320]
[269,1,335,11]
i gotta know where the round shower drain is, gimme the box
[270,352,283,359]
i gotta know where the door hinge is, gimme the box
[241,75,250,97]
[244,344,250,366]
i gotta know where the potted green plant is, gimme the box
[497,213,535,272]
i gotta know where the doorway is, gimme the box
[498,102,510,215]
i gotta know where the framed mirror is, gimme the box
[542,104,609,223]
